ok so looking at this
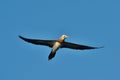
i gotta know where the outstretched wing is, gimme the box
[19,36,55,47]
[61,42,100,50]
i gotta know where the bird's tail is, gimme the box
[48,51,56,60]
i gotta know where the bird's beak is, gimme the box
[65,35,68,38]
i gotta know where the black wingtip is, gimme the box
[18,35,30,42]
[94,46,104,49]
[18,35,24,39]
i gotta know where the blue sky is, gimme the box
[0,0,120,80]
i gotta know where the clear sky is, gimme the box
[0,0,120,80]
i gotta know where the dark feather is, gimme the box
[61,42,100,50]
[48,51,56,60]
[19,36,55,47]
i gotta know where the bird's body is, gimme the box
[48,42,61,60]
[19,35,101,60]
[52,42,61,52]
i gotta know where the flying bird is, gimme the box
[19,35,101,60]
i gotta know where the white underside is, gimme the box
[52,42,61,52]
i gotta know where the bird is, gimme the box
[19,35,102,60]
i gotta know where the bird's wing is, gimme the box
[19,36,55,47]
[61,42,99,50]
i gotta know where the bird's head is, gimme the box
[60,35,68,40]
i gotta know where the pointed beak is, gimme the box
[65,35,68,38]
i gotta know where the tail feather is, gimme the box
[48,51,56,60]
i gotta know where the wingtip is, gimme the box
[18,35,23,39]
[18,35,26,40]
[95,46,104,49]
